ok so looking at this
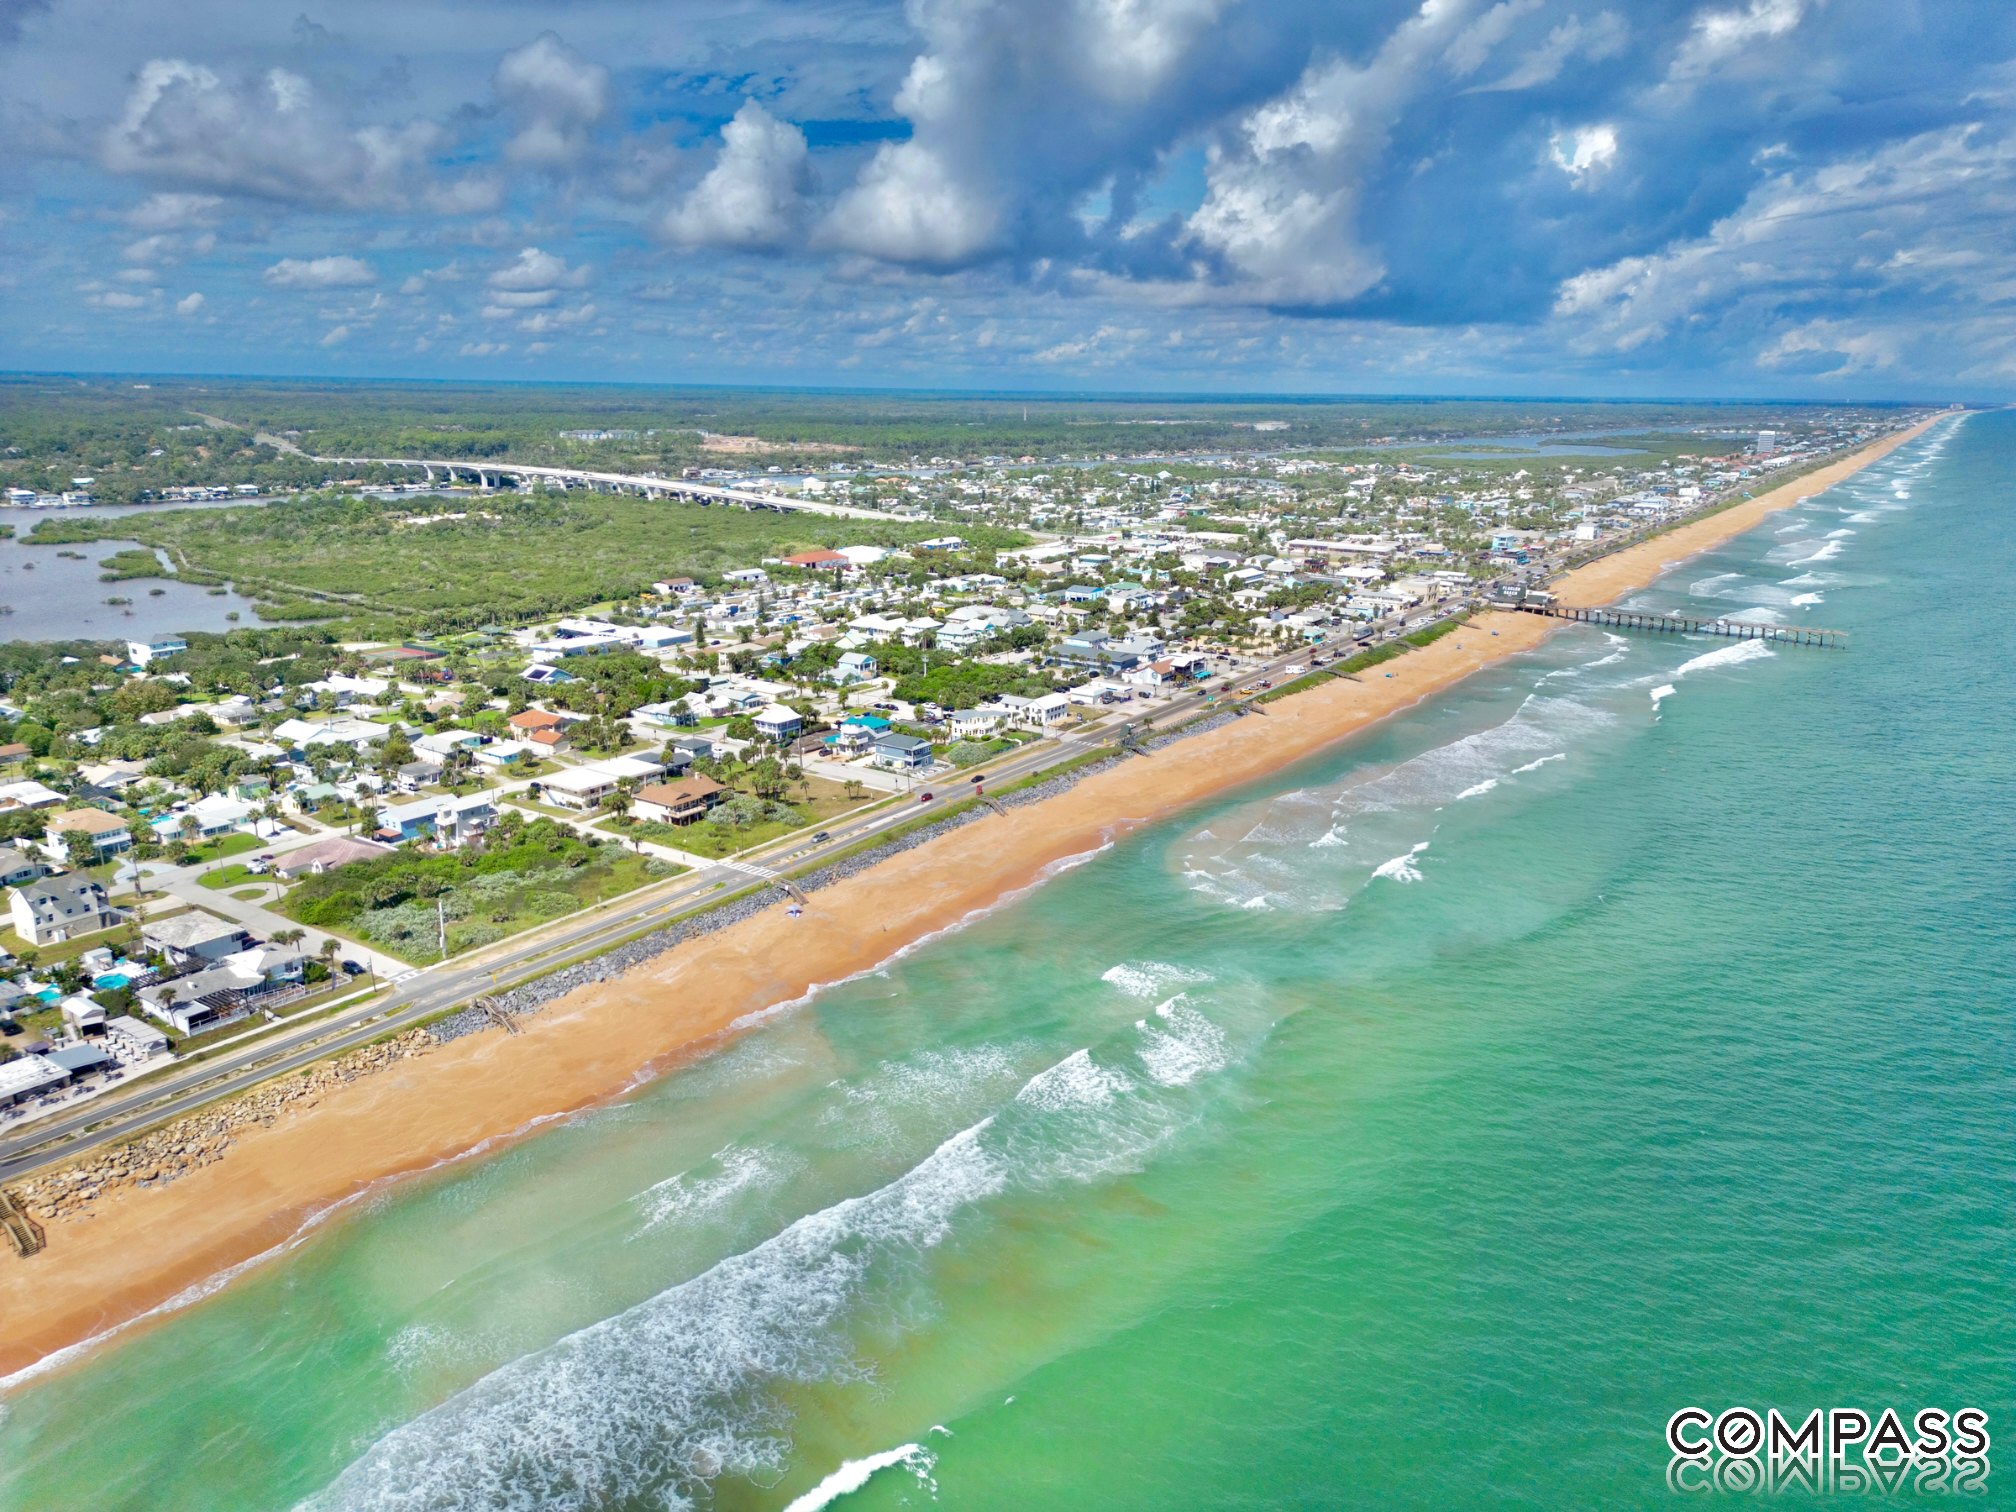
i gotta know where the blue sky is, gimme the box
[1,0,2011,396]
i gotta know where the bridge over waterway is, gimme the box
[311,456,908,522]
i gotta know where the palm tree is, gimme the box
[271,928,305,947]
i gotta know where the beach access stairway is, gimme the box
[1497,601,1848,648]
[1,1185,46,1257]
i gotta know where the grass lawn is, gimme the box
[181,832,263,865]
[620,810,809,860]
[198,863,269,890]
[231,887,267,901]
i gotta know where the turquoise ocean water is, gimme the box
[0,413,2008,1509]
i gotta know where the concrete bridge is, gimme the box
[311,456,908,522]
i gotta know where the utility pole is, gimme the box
[437,899,447,962]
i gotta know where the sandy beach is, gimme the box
[0,416,1942,1380]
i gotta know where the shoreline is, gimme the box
[0,415,1944,1382]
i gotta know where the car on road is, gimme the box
[812,831,830,842]
[340,960,367,976]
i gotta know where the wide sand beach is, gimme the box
[0,415,1942,1380]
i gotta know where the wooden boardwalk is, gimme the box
[1501,602,1848,648]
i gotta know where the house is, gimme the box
[0,846,48,888]
[0,742,31,764]
[935,606,1031,652]
[783,550,849,570]
[270,717,392,754]
[415,729,484,757]
[829,651,879,685]
[521,663,576,685]
[1124,660,1179,689]
[10,875,121,946]
[537,755,665,813]
[301,673,391,707]
[829,715,891,755]
[290,781,341,812]
[378,791,497,845]
[150,794,256,842]
[138,948,305,1036]
[509,709,570,736]
[473,739,537,767]
[950,708,1005,739]
[0,779,64,811]
[59,994,106,1037]
[395,760,445,791]
[143,913,254,967]
[274,835,398,879]
[631,776,727,825]
[126,636,188,667]
[667,734,720,765]
[632,700,697,730]
[42,807,132,858]
[527,727,571,756]
[871,732,934,772]
[752,705,804,743]
[1019,691,1072,726]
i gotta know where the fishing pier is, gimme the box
[1500,602,1848,648]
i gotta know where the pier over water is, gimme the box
[1497,601,1849,648]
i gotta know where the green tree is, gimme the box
[62,828,98,868]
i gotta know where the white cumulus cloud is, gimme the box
[494,32,610,168]
[664,101,810,250]
[264,255,377,288]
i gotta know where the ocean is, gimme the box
[0,413,2007,1509]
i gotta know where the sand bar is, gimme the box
[0,415,1944,1380]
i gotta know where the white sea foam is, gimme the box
[633,1146,795,1240]
[1674,639,1775,678]
[1454,778,1499,800]
[1650,684,1676,711]
[1371,842,1430,884]
[1725,607,1784,624]
[1511,753,1565,774]
[1796,539,1844,563]
[307,1034,1205,1512]
[1102,961,1212,999]
[1136,998,1229,1088]
[783,1444,936,1512]
[1309,824,1348,848]
[1790,592,1824,606]
[1016,1048,1133,1111]
[1826,528,1857,539]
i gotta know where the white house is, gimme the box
[127,636,188,667]
[753,705,804,743]
[949,708,1005,739]
[10,875,121,946]
[150,794,257,842]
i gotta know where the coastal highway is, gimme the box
[0,637,1325,1183]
